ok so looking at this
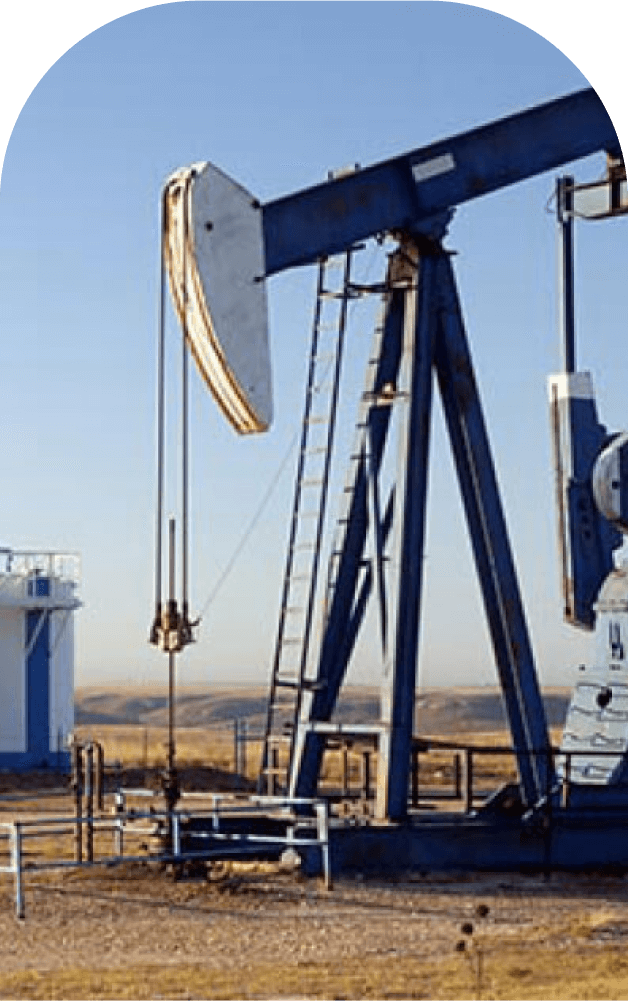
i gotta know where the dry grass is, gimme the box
[73,724,245,777]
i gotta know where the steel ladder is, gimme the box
[258,250,354,793]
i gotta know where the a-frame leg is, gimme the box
[289,242,552,818]
[375,249,440,821]
[434,254,553,808]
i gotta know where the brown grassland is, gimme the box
[0,686,627,999]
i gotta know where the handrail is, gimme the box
[0,796,332,919]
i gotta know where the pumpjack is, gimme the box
[156,87,628,872]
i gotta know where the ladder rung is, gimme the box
[261,246,354,773]
[262,732,292,748]
[268,701,297,713]
[275,676,325,692]
[264,738,291,750]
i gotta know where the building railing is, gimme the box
[0,550,80,608]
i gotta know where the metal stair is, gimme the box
[259,250,354,793]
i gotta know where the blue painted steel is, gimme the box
[293,247,555,811]
[551,175,622,630]
[26,577,51,766]
[557,176,576,374]
[366,434,389,659]
[434,256,553,806]
[551,389,621,629]
[312,806,628,875]
[378,250,439,820]
[262,89,619,275]
[259,84,623,820]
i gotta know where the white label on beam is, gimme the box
[411,152,456,184]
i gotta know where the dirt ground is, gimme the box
[2,862,628,999]
[0,700,625,999]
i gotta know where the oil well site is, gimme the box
[1,81,628,999]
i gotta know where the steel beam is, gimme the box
[263,89,619,275]
[376,248,439,821]
[434,255,553,806]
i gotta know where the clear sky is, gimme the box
[0,1,626,692]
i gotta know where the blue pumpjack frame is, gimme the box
[259,84,620,823]
[290,242,553,818]
[262,89,619,276]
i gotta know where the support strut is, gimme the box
[289,239,553,817]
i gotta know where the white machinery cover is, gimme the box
[593,431,628,534]
[164,162,272,434]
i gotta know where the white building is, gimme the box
[0,550,80,770]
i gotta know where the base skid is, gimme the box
[321,808,628,876]
[177,797,628,878]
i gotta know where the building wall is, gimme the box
[0,607,26,753]
[49,608,74,756]
[0,603,75,768]
[0,559,79,771]
[27,606,51,760]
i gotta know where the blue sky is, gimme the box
[0,1,626,691]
